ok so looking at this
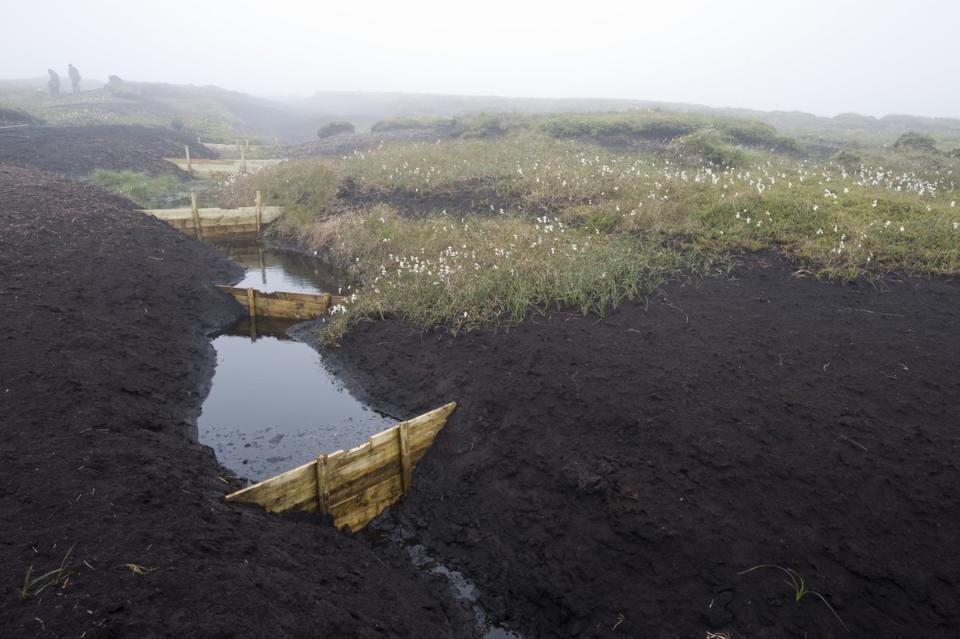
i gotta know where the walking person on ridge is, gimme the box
[68,64,81,93]
[47,69,60,98]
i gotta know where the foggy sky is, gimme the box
[3,0,959,118]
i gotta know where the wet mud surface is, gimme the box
[0,125,213,176]
[0,165,472,637]
[321,255,960,638]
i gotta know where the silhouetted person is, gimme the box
[68,64,81,93]
[47,69,60,98]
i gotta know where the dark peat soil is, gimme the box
[320,254,960,639]
[0,126,214,177]
[0,165,472,638]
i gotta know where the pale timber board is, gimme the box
[329,474,405,532]
[327,404,455,481]
[327,446,428,506]
[164,158,285,175]
[140,206,283,225]
[225,459,318,513]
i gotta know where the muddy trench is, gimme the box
[201,239,520,638]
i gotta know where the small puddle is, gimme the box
[198,240,391,483]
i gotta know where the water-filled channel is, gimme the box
[198,241,393,483]
[201,240,521,638]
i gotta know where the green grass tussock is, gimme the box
[219,160,339,228]
[308,206,726,341]
[88,169,180,207]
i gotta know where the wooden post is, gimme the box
[240,143,247,174]
[316,455,330,515]
[190,192,202,239]
[184,145,192,173]
[245,288,256,318]
[255,190,263,233]
[258,246,266,285]
[245,287,257,340]
[398,422,412,495]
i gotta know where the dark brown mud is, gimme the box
[0,165,472,638]
[0,125,214,176]
[319,254,960,638]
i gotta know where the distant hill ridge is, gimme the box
[2,78,958,144]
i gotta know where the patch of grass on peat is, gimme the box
[302,205,726,341]
[18,545,75,600]
[218,159,339,229]
[88,169,180,207]
[739,564,848,632]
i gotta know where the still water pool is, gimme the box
[198,242,392,483]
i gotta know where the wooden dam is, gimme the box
[215,284,455,531]
[225,402,457,531]
[146,180,453,533]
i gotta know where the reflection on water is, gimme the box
[213,240,351,295]
[199,333,394,482]
[199,240,390,483]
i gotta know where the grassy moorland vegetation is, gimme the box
[223,111,960,340]
[88,169,181,207]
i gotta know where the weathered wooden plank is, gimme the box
[320,404,455,503]
[164,158,285,176]
[225,459,317,513]
[202,142,262,152]
[190,193,202,239]
[326,404,453,478]
[337,496,401,532]
[316,454,330,515]
[398,421,412,495]
[329,474,405,532]
[245,288,256,318]
[326,445,428,506]
[141,206,283,225]
[325,423,442,484]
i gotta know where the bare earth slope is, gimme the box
[0,165,470,638]
[0,126,214,176]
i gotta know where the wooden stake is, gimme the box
[255,190,263,233]
[316,455,330,515]
[184,145,192,173]
[240,143,247,174]
[245,287,256,318]
[245,287,257,340]
[398,422,412,495]
[190,192,202,239]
